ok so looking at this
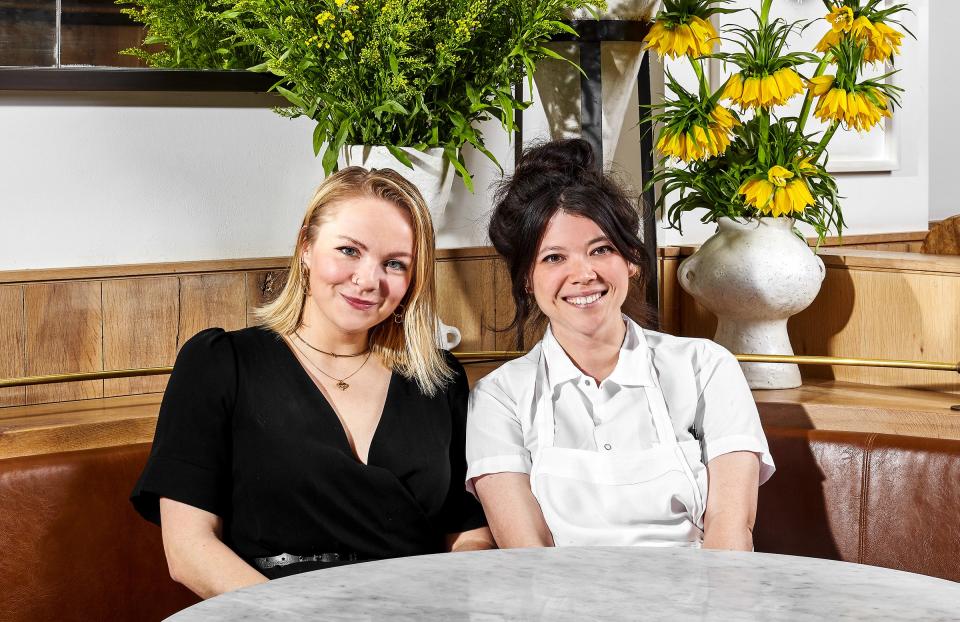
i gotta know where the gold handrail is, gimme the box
[0,352,957,389]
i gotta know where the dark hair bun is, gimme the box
[513,138,596,181]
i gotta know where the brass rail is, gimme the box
[0,352,958,389]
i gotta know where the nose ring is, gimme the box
[352,275,360,286]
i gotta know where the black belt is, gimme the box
[252,552,363,570]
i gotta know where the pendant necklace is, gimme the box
[290,337,373,391]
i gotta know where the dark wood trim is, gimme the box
[0,68,277,92]
[552,19,651,42]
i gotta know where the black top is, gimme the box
[131,327,486,577]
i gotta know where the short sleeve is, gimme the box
[696,343,776,485]
[436,353,488,534]
[130,328,237,524]
[464,370,532,496]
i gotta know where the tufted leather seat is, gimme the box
[754,428,960,582]
[0,444,198,622]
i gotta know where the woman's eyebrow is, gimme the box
[338,235,412,258]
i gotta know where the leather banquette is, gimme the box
[0,428,957,621]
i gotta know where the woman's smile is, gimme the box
[562,289,608,308]
[341,293,379,311]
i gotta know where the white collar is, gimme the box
[541,316,654,391]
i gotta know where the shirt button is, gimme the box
[584,379,590,386]
[604,443,612,450]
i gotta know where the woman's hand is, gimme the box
[701,451,761,551]
[159,498,268,599]
[446,526,497,552]
[473,473,554,548]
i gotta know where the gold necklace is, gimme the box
[290,338,373,391]
[295,332,369,358]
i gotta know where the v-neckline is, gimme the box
[278,334,396,467]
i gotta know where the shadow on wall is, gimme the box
[789,266,856,382]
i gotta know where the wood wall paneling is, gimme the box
[678,257,960,393]
[435,259,497,352]
[24,281,103,404]
[245,270,289,328]
[789,267,960,393]
[102,278,179,397]
[178,273,247,347]
[0,286,25,406]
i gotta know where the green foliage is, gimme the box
[118,0,263,69]
[713,12,818,76]
[121,0,602,190]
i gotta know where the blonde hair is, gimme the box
[256,167,452,395]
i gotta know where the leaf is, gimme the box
[386,144,415,169]
[312,121,328,157]
[275,85,305,110]
[445,145,473,193]
[321,143,339,175]
[372,100,409,115]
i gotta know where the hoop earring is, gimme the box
[393,303,405,324]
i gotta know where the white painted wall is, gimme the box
[0,91,506,270]
[0,0,936,269]
[929,0,960,222]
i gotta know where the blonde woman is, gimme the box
[131,168,493,599]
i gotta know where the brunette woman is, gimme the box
[466,139,774,550]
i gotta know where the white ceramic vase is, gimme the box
[677,217,825,390]
[338,145,454,217]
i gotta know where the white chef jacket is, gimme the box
[465,317,775,495]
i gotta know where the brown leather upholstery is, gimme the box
[0,444,199,622]
[755,428,960,582]
[1,427,956,621]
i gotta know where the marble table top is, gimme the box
[169,547,960,621]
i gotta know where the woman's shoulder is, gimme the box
[470,343,542,401]
[639,327,737,372]
[176,325,281,367]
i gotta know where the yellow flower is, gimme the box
[739,166,815,217]
[815,6,860,54]
[814,86,891,132]
[348,4,359,12]
[814,28,842,53]
[341,29,355,43]
[826,6,855,33]
[723,68,804,109]
[644,16,718,59]
[855,18,903,63]
[656,105,739,162]
[767,165,794,187]
[335,0,346,6]
[795,157,817,175]
[316,10,334,25]
[807,75,835,97]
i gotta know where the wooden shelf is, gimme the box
[0,67,277,92]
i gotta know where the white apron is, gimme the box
[529,347,709,547]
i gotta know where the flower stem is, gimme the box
[759,108,770,166]
[797,56,830,134]
[689,54,709,98]
[812,121,840,159]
